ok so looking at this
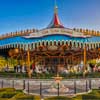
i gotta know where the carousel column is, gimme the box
[27,48,31,78]
[83,46,86,71]
[83,46,87,77]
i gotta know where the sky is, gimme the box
[0,0,100,35]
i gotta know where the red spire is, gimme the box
[53,13,64,27]
[47,5,64,28]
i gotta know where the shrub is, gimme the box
[45,96,72,100]
[0,88,15,92]
[88,89,100,96]
[81,89,100,100]
[5,88,15,92]
[0,88,17,99]
[82,94,100,100]
[0,98,8,100]
[0,88,6,92]
[72,95,82,100]
[0,92,17,98]
[13,93,40,100]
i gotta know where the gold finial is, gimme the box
[54,0,58,14]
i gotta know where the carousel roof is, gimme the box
[0,34,100,46]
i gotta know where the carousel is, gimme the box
[0,4,100,77]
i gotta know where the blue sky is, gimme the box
[0,0,100,34]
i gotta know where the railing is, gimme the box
[0,78,100,96]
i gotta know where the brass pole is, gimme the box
[83,46,86,71]
[27,48,31,78]
[83,46,87,78]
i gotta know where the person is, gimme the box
[93,64,98,72]
[5,65,9,72]
[22,65,25,73]
[29,69,33,78]
[20,65,22,73]
[17,64,20,72]
[83,67,89,78]
[98,66,100,72]
[14,65,17,72]
[24,65,27,72]
[16,65,18,72]
[32,63,35,71]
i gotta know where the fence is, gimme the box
[0,78,100,96]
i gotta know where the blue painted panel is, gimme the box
[0,34,100,45]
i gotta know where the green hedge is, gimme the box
[0,72,28,78]
[0,88,100,100]
[82,94,100,100]
[0,88,16,99]
[13,93,40,100]
[0,71,100,79]
[0,92,17,98]
[82,89,100,100]
[0,88,18,99]
[44,96,72,100]
[45,96,82,100]
[0,98,8,100]
[0,88,40,100]
[45,89,100,100]
[0,88,15,92]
